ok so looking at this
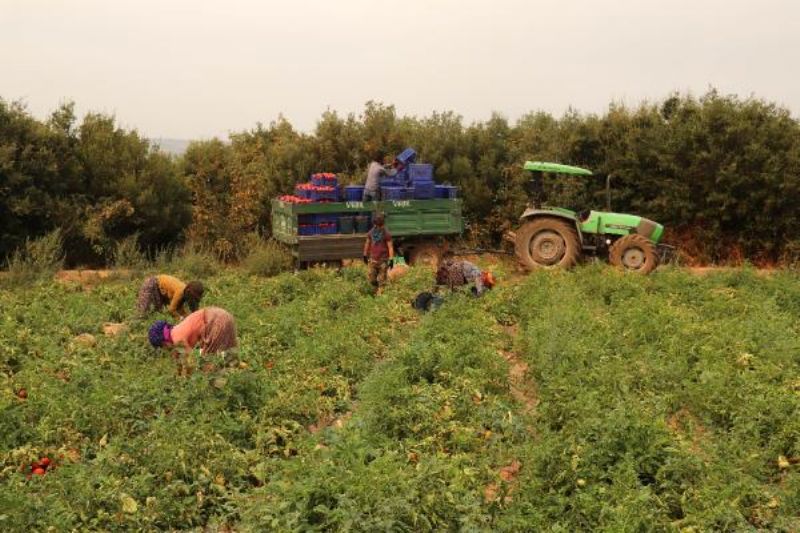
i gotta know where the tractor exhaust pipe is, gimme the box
[606,174,612,212]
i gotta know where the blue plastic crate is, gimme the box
[311,173,338,187]
[413,181,436,199]
[394,167,410,185]
[313,214,338,225]
[396,148,417,167]
[311,186,338,202]
[381,186,404,200]
[409,163,434,182]
[317,223,337,235]
[344,185,364,201]
[299,224,316,236]
[380,176,402,187]
[435,185,458,199]
[401,187,415,200]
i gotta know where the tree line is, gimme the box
[2,90,800,266]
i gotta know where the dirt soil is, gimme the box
[56,269,134,286]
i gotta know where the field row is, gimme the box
[1,266,799,530]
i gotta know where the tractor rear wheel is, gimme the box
[609,234,658,274]
[515,218,580,270]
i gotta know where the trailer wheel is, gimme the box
[609,234,658,274]
[408,243,443,269]
[515,217,580,270]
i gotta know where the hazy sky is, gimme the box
[3,0,799,139]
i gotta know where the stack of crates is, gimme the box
[409,163,436,199]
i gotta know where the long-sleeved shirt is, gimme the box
[364,161,396,192]
[157,275,188,318]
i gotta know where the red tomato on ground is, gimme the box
[32,468,45,476]
[40,457,51,467]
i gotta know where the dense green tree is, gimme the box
[3,91,800,265]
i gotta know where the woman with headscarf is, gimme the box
[435,255,496,296]
[148,307,237,376]
[136,275,204,320]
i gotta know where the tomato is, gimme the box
[32,467,45,476]
[17,388,27,399]
[40,457,51,467]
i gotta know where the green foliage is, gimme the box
[177,91,800,263]
[0,99,191,266]
[111,233,148,271]
[4,229,64,284]
[1,267,799,530]
[3,91,800,264]
[169,246,221,279]
[241,237,293,277]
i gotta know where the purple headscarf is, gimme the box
[148,320,173,348]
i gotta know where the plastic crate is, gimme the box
[294,183,313,199]
[311,173,338,187]
[435,185,458,199]
[413,181,436,199]
[338,215,355,233]
[344,185,365,201]
[354,215,371,233]
[409,163,434,182]
[299,224,316,236]
[394,167,410,185]
[318,222,337,235]
[396,147,417,167]
[310,186,338,202]
[313,214,338,225]
[380,176,402,187]
[381,186,404,200]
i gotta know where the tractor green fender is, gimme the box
[519,207,583,243]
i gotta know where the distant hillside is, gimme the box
[153,138,191,156]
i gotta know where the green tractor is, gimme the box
[512,161,670,274]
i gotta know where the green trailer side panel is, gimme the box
[271,198,463,246]
[296,235,365,261]
[271,198,464,262]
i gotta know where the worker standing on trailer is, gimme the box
[435,254,496,296]
[362,150,398,202]
[363,213,394,294]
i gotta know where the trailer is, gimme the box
[271,197,464,268]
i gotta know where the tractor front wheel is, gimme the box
[515,218,580,271]
[609,234,658,274]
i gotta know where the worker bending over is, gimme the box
[148,307,238,376]
[136,274,204,320]
[436,255,496,296]
[363,213,394,294]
